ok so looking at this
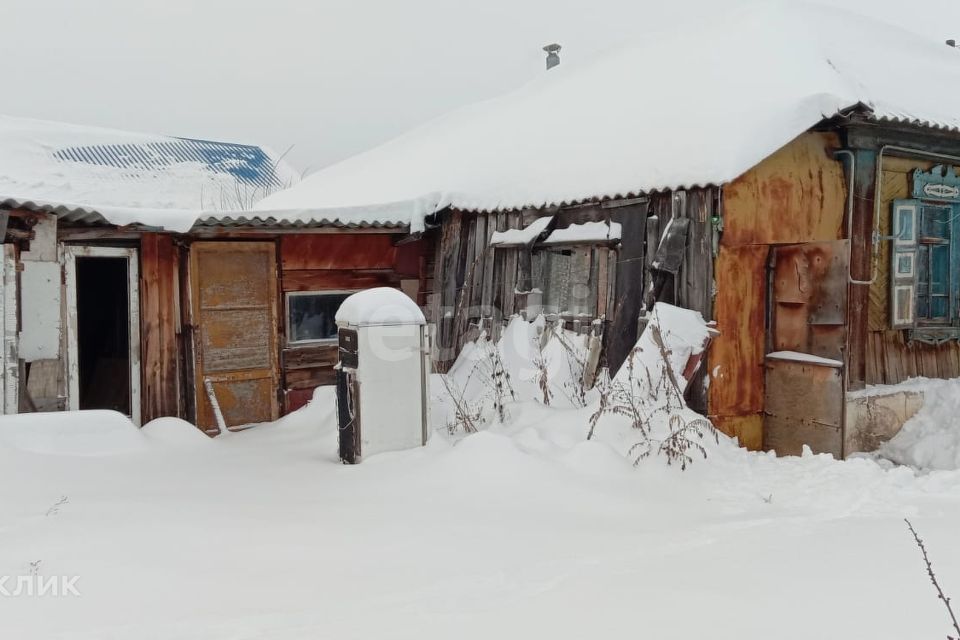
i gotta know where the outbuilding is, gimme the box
[0,115,430,431]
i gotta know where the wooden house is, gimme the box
[260,4,960,457]
[0,115,429,430]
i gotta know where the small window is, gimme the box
[286,291,354,344]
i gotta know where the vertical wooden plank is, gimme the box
[140,234,160,421]
[480,214,495,319]
[436,211,463,367]
[140,233,180,422]
[596,247,609,318]
[846,148,878,391]
[472,214,487,309]
[501,212,520,320]
[607,203,648,373]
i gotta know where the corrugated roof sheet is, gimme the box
[0,115,301,232]
[51,138,285,189]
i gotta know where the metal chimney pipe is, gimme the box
[543,43,561,70]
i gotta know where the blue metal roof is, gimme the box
[51,137,284,188]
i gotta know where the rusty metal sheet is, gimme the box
[764,357,844,458]
[721,131,846,246]
[772,240,849,360]
[708,244,768,417]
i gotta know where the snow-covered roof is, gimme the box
[0,114,301,233]
[255,2,960,233]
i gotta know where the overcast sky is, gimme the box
[3,0,960,174]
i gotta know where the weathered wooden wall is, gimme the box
[864,155,960,383]
[429,209,525,367]
[140,233,180,422]
[429,191,716,413]
[710,131,846,449]
[278,234,427,411]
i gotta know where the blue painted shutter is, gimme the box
[890,199,919,329]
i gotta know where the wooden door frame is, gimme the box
[1,244,18,413]
[63,245,142,425]
[188,240,280,429]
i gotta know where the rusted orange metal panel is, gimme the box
[770,240,849,361]
[280,234,397,271]
[190,241,279,430]
[722,131,846,247]
[708,244,768,438]
[712,414,763,451]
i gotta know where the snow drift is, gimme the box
[877,377,960,471]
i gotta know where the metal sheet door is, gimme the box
[190,241,279,430]
[764,240,849,457]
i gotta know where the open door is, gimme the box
[64,246,141,425]
[764,240,849,457]
[190,241,279,431]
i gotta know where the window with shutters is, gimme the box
[890,197,960,337]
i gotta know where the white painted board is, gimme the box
[20,261,61,361]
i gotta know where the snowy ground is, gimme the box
[1,384,960,639]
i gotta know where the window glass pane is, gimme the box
[921,206,951,240]
[538,248,598,316]
[931,245,950,295]
[288,293,351,343]
[915,205,954,323]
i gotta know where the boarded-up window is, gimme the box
[534,247,599,317]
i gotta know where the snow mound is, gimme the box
[877,378,960,471]
[0,410,147,456]
[141,417,212,448]
[435,314,600,433]
[435,304,726,469]
[278,385,337,430]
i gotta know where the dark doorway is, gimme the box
[76,257,131,415]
